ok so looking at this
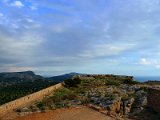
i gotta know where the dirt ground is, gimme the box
[2,106,159,120]
[12,106,114,120]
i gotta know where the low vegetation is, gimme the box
[42,87,78,109]
[144,80,160,85]
[0,79,57,105]
[64,77,81,87]
[37,102,45,112]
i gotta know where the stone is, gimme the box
[20,107,30,112]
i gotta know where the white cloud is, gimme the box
[0,64,34,73]
[139,58,160,68]
[26,18,33,23]
[30,6,37,10]
[10,1,24,8]
[2,0,9,3]
[79,43,135,58]
[0,31,43,58]
[0,13,3,17]
[8,66,34,72]
[139,58,151,65]
[11,23,19,29]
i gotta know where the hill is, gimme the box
[0,71,57,105]
[0,71,44,86]
[48,72,80,82]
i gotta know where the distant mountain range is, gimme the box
[2,71,160,84]
[0,71,80,84]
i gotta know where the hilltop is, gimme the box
[1,74,160,120]
[0,71,43,86]
[2,74,157,120]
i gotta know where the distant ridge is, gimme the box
[0,71,82,84]
[48,72,81,82]
[0,71,35,76]
[0,71,44,83]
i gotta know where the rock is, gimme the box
[106,99,121,113]
[21,107,30,112]
[71,100,82,105]
[135,90,147,107]
[128,98,135,104]
[30,105,39,112]
[50,104,56,109]
[130,90,147,113]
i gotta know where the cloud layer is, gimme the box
[0,0,160,76]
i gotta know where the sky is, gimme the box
[0,0,160,76]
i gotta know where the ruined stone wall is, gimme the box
[147,88,160,113]
[0,83,63,117]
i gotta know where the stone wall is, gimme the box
[147,88,160,113]
[0,83,63,117]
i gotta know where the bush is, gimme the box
[81,98,90,104]
[64,77,81,87]
[144,81,160,85]
[51,87,77,102]
[105,80,120,86]
[49,104,56,110]
[37,102,45,112]
[123,79,139,85]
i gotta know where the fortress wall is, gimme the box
[147,88,160,113]
[0,83,63,117]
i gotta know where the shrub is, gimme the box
[81,98,90,104]
[49,104,56,110]
[108,94,115,100]
[123,79,139,85]
[105,80,120,86]
[37,102,45,112]
[15,108,21,112]
[64,77,81,87]
[144,81,160,85]
[51,87,77,102]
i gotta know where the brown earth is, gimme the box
[13,106,114,120]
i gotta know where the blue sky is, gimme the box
[0,0,160,76]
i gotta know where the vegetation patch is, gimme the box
[36,102,45,112]
[64,77,81,88]
[0,79,57,105]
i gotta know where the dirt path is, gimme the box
[14,106,114,120]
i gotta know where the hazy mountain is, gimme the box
[48,72,81,82]
[0,71,44,84]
